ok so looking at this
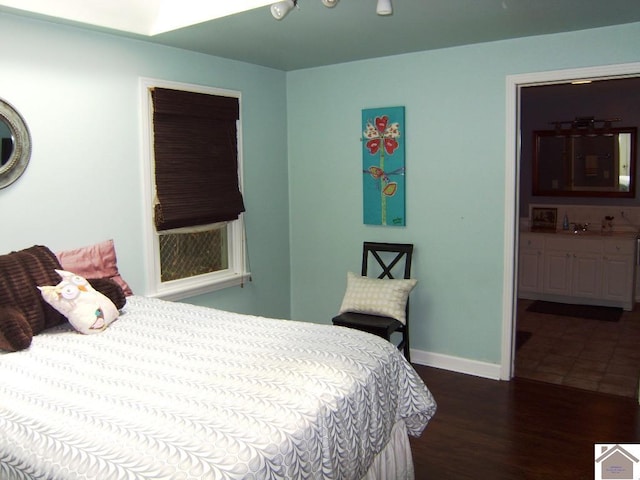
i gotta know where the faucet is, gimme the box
[572,223,589,233]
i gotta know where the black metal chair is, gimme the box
[332,242,414,361]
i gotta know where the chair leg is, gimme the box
[387,330,410,362]
[403,331,410,363]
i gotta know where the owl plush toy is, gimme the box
[39,270,119,334]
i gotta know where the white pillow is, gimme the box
[39,270,119,335]
[338,271,417,325]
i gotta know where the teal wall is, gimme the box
[0,13,291,319]
[287,22,640,365]
[1,9,639,369]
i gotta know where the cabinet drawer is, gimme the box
[545,237,601,253]
[603,239,635,255]
[520,235,544,250]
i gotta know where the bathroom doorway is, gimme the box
[502,63,640,387]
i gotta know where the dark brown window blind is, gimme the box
[151,87,245,231]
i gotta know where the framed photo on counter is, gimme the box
[530,207,557,232]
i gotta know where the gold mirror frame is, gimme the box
[0,98,31,189]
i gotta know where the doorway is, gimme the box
[501,62,640,384]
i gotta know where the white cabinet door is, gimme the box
[571,252,601,298]
[518,235,544,293]
[602,255,632,299]
[519,249,543,292]
[601,239,636,309]
[543,249,572,296]
[544,237,602,299]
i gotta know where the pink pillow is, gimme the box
[56,239,133,296]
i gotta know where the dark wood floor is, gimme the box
[410,364,640,480]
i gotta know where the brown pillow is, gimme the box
[0,306,33,352]
[0,245,66,338]
[88,278,127,310]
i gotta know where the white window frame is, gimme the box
[139,77,249,301]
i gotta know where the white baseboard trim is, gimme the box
[411,348,502,381]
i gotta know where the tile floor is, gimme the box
[515,299,640,399]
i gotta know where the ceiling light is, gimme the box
[271,0,392,21]
[271,0,297,20]
[376,0,392,15]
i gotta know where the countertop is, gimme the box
[522,229,639,239]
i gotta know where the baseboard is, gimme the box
[410,348,502,381]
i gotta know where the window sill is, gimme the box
[148,271,251,302]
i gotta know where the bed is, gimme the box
[0,295,436,479]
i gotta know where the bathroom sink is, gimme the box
[555,230,637,238]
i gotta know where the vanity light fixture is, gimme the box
[271,0,297,20]
[321,0,338,7]
[550,116,621,135]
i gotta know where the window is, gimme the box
[140,78,249,300]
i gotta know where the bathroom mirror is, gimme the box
[532,127,637,197]
[0,98,31,189]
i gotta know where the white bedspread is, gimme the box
[0,296,436,480]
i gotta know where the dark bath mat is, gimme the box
[526,301,623,322]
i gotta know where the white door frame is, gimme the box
[500,62,640,380]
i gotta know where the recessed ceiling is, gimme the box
[1,0,640,71]
[0,0,275,35]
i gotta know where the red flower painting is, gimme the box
[364,116,400,156]
[362,112,404,225]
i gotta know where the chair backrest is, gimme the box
[362,242,413,280]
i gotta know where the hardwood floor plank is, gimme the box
[410,365,640,479]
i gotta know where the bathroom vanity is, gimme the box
[518,231,637,311]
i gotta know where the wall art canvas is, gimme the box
[362,106,405,226]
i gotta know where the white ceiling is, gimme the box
[2,0,640,71]
[0,0,276,35]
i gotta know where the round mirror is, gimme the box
[0,98,31,189]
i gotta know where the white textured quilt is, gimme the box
[0,296,436,480]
